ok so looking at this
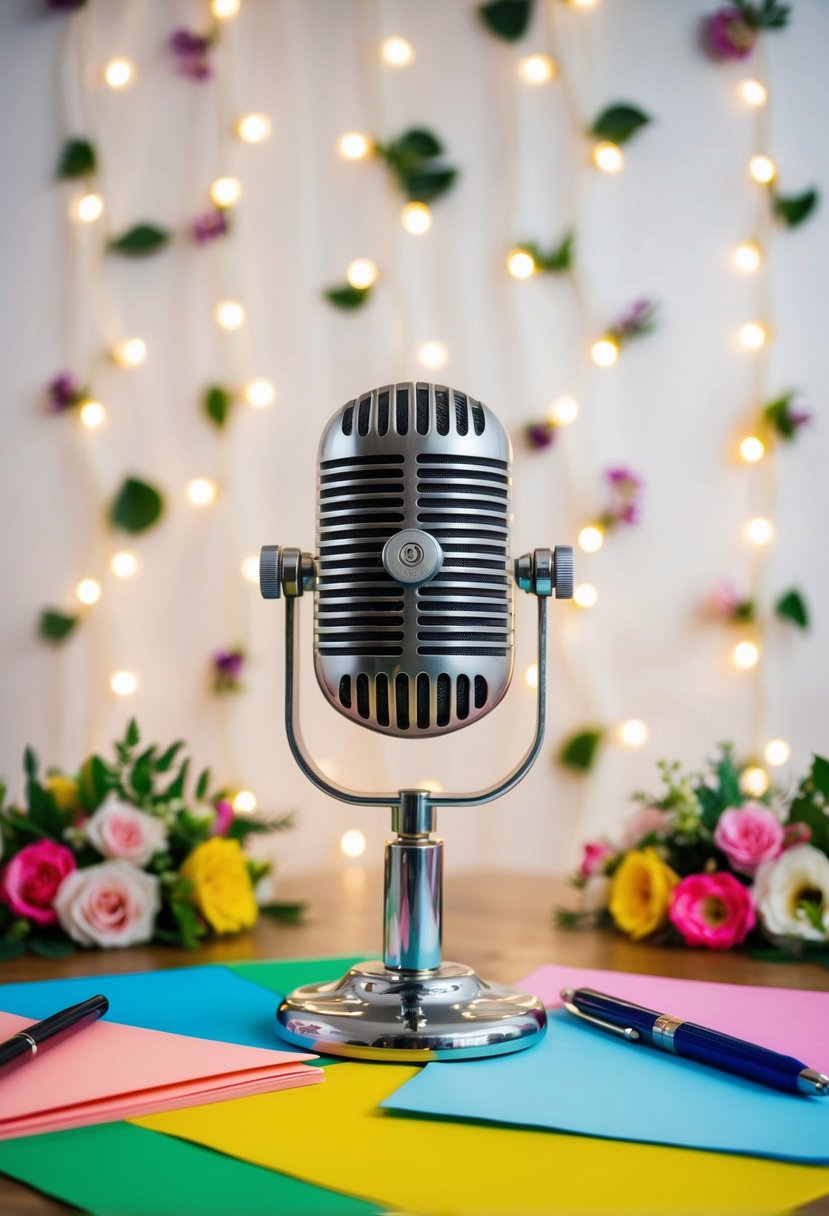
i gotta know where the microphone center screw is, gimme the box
[401,543,424,567]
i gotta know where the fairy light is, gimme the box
[732,639,760,670]
[506,249,536,279]
[346,258,379,289]
[749,155,776,184]
[215,299,246,330]
[574,582,598,608]
[381,37,413,67]
[738,322,767,351]
[103,58,133,89]
[618,719,648,748]
[401,202,432,235]
[110,670,138,697]
[337,132,371,160]
[209,176,242,208]
[111,551,138,579]
[418,779,444,795]
[591,338,619,367]
[548,395,579,426]
[417,341,448,370]
[112,338,146,367]
[340,828,367,857]
[71,192,104,224]
[243,378,275,408]
[733,240,762,273]
[79,400,106,429]
[211,0,241,18]
[519,54,557,84]
[186,477,218,507]
[233,790,257,814]
[592,141,624,173]
[740,766,770,797]
[524,663,539,689]
[75,577,102,606]
[236,113,271,143]
[578,525,604,553]
[764,738,791,767]
[738,79,767,107]
[570,0,598,7]
[241,554,260,583]
[739,435,765,464]
[745,516,774,546]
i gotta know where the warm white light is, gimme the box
[738,322,767,350]
[103,58,133,89]
[738,79,767,107]
[739,435,765,463]
[570,0,598,7]
[519,54,557,84]
[593,141,624,173]
[578,525,604,553]
[236,113,271,143]
[745,516,774,546]
[418,778,444,795]
[79,400,106,429]
[574,582,598,608]
[507,249,536,279]
[72,192,104,223]
[346,258,379,289]
[233,790,257,814]
[76,577,102,606]
[548,395,579,426]
[241,554,260,583]
[215,299,246,330]
[733,240,762,273]
[211,0,240,18]
[732,640,760,670]
[111,550,138,579]
[337,131,371,160]
[186,477,218,507]
[381,36,413,66]
[618,719,648,748]
[591,338,619,367]
[749,155,776,184]
[243,378,275,409]
[112,337,146,367]
[764,739,791,767]
[741,766,770,797]
[209,176,242,208]
[417,341,448,370]
[111,670,138,696]
[401,201,432,234]
[340,828,367,857]
[524,663,539,689]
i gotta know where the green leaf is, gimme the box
[24,747,38,781]
[227,811,294,841]
[772,188,819,229]
[155,741,184,773]
[798,898,827,935]
[591,103,651,146]
[541,231,574,272]
[0,939,26,962]
[170,899,207,950]
[716,749,742,811]
[323,284,372,311]
[108,223,171,256]
[746,944,808,963]
[558,728,605,773]
[478,0,533,41]
[404,166,458,202]
[29,936,76,960]
[775,588,809,630]
[195,767,211,799]
[203,385,232,429]
[56,138,96,179]
[393,128,444,160]
[125,718,140,748]
[39,609,79,643]
[2,810,50,840]
[788,796,829,855]
[109,477,164,534]
[811,755,829,801]
[165,758,190,801]
[754,0,791,32]
[259,901,306,924]
[130,747,155,798]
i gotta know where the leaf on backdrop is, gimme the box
[558,728,606,773]
[108,223,171,256]
[109,477,165,534]
[772,188,819,229]
[478,0,533,41]
[203,385,233,428]
[775,588,809,630]
[38,609,79,643]
[56,138,96,179]
[404,166,458,203]
[323,284,372,310]
[590,103,651,146]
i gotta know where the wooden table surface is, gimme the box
[2,869,828,1215]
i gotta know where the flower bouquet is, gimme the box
[558,746,829,960]
[0,720,299,959]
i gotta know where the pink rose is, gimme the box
[622,806,670,850]
[0,840,76,925]
[86,796,167,866]
[54,860,160,948]
[580,841,613,878]
[670,872,756,950]
[713,802,784,875]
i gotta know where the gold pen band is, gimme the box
[11,1032,37,1056]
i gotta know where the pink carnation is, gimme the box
[714,802,783,875]
[210,799,234,837]
[0,840,76,926]
[622,806,670,849]
[670,872,756,950]
[580,841,613,878]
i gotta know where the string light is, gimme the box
[186,477,218,507]
[732,639,760,670]
[381,37,413,67]
[574,582,598,608]
[340,828,367,857]
[592,141,624,173]
[738,321,767,350]
[738,79,767,107]
[618,719,648,747]
[111,551,138,579]
[236,113,271,143]
[524,663,539,689]
[241,554,260,583]
[733,240,762,273]
[570,0,598,7]
[215,299,246,330]
[739,435,765,463]
[209,176,242,208]
[418,778,444,795]
[75,577,102,606]
[749,155,776,184]
[337,132,371,160]
[243,378,275,408]
[346,258,379,289]
[211,0,241,18]
[103,58,133,89]
[417,341,448,370]
[547,395,579,426]
[745,516,774,545]
[79,400,106,429]
[506,249,537,279]
[233,790,257,813]
[740,766,770,797]
[112,338,146,367]
[71,192,104,224]
[578,525,604,553]
[519,54,557,85]
[764,738,791,767]
[110,670,138,697]
[401,202,432,234]
[591,337,619,367]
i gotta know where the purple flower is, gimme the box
[213,648,245,693]
[48,371,83,412]
[210,799,234,836]
[788,408,812,433]
[614,298,657,340]
[601,466,643,528]
[526,422,556,451]
[192,209,228,244]
[704,7,758,59]
[169,28,213,80]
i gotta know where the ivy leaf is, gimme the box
[203,385,232,429]
[478,0,533,41]
[590,103,651,146]
[259,901,306,924]
[558,728,605,773]
[393,128,444,161]
[404,166,458,203]
[29,936,76,960]
[109,477,164,534]
[772,188,819,229]
[323,284,372,311]
[39,609,78,643]
[0,939,26,962]
[775,588,809,630]
[56,138,96,179]
[108,223,171,256]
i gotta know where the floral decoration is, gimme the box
[702,1,790,61]
[213,648,245,694]
[169,28,215,81]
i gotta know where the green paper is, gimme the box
[228,954,372,994]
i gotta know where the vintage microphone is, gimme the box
[260,381,573,1061]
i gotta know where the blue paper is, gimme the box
[382,1009,829,1164]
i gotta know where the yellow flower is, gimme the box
[45,775,80,812]
[180,838,258,935]
[609,848,679,940]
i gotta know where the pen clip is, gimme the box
[560,992,641,1041]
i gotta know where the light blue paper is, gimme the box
[382,1009,829,1164]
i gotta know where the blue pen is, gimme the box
[560,987,829,1097]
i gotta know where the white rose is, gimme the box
[753,845,829,943]
[86,796,168,866]
[54,860,160,948]
[583,874,611,915]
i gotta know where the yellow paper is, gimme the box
[134,1064,829,1215]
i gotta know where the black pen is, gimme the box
[0,995,109,1076]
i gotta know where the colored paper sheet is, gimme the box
[383,965,829,1165]
[0,1122,381,1215]
[228,953,372,994]
[134,1060,829,1216]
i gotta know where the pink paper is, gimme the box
[0,1010,320,1140]
[522,964,829,1073]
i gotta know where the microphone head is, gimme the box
[314,382,513,737]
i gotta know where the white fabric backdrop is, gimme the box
[1,0,827,880]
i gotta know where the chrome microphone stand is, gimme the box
[261,544,573,1061]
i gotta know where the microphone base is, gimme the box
[274,960,547,1061]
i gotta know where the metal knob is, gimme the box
[514,546,575,598]
[382,529,443,587]
[260,545,282,599]
[553,545,574,599]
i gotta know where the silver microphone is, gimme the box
[314,381,513,737]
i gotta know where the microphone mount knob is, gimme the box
[514,546,575,598]
[260,546,316,599]
[382,529,443,587]
[259,545,282,599]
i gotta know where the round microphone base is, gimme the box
[274,960,547,1062]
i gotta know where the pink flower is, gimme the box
[210,799,234,837]
[580,841,613,878]
[670,872,756,949]
[0,840,76,926]
[54,860,160,947]
[86,796,168,867]
[714,802,784,875]
[704,7,757,60]
[622,806,671,849]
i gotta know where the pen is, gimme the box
[560,987,829,1097]
[0,995,109,1077]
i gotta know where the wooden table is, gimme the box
[2,870,828,1215]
